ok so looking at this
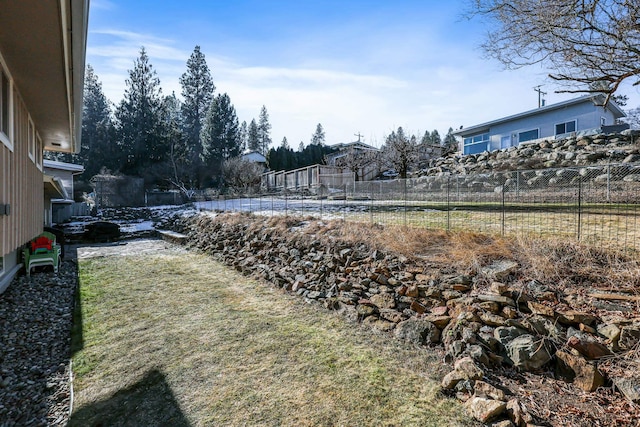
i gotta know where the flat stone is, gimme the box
[527,301,555,317]
[356,304,377,318]
[378,308,404,323]
[405,284,419,298]
[481,260,518,281]
[613,377,640,403]
[464,396,506,423]
[423,314,451,329]
[557,310,597,326]
[479,301,501,314]
[477,294,515,307]
[370,292,396,309]
[410,300,427,314]
[474,380,507,401]
[480,311,507,327]
[597,323,621,343]
[505,335,552,371]
[441,356,484,389]
[494,326,529,345]
[489,281,509,295]
[567,334,611,360]
[619,324,640,350]
[394,318,440,344]
[431,305,448,316]
[555,350,605,392]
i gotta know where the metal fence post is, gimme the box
[607,163,611,202]
[501,184,506,236]
[404,178,407,228]
[370,182,374,224]
[577,176,582,241]
[343,183,347,221]
[447,176,451,232]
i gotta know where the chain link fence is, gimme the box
[197,163,640,252]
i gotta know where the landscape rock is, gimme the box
[394,318,440,344]
[613,377,640,404]
[464,396,507,423]
[505,335,552,371]
[566,331,611,360]
[618,324,640,350]
[494,326,529,345]
[555,350,605,392]
[481,260,519,281]
[474,380,507,401]
[441,356,484,389]
[370,292,396,309]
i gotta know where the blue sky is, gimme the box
[87,0,640,148]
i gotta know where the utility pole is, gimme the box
[354,132,363,143]
[534,85,547,108]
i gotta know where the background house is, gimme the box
[43,159,87,224]
[241,150,268,170]
[0,1,88,292]
[454,95,627,155]
[325,141,381,181]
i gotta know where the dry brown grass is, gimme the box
[212,212,640,294]
[70,240,473,427]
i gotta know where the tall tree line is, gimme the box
[73,46,273,192]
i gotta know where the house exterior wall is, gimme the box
[1,80,45,289]
[459,100,620,155]
[487,103,615,150]
[43,167,74,196]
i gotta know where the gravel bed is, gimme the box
[0,260,77,427]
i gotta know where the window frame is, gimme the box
[28,115,35,162]
[555,120,576,136]
[0,54,14,151]
[36,132,43,171]
[463,132,490,155]
[518,128,539,143]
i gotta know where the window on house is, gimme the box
[518,129,539,143]
[0,65,13,150]
[36,133,43,170]
[463,133,490,155]
[28,116,35,161]
[555,120,576,135]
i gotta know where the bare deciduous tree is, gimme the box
[383,127,418,179]
[334,147,380,181]
[221,157,263,193]
[468,0,640,103]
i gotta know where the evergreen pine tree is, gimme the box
[80,65,115,179]
[257,105,272,154]
[430,129,441,145]
[311,123,325,145]
[238,120,248,152]
[247,119,260,152]
[201,93,241,176]
[180,46,215,182]
[443,127,458,154]
[280,136,289,149]
[115,47,166,177]
[421,130,432,145]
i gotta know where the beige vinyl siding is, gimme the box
[0,86,44,260]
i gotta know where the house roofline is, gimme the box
[453,94,626,137]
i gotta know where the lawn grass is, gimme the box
[70,244,473,427]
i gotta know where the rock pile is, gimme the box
[416,130,640,177]
[173,212,640,426]
[0,261,77,426]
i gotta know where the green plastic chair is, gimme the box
[23,231,61,277]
